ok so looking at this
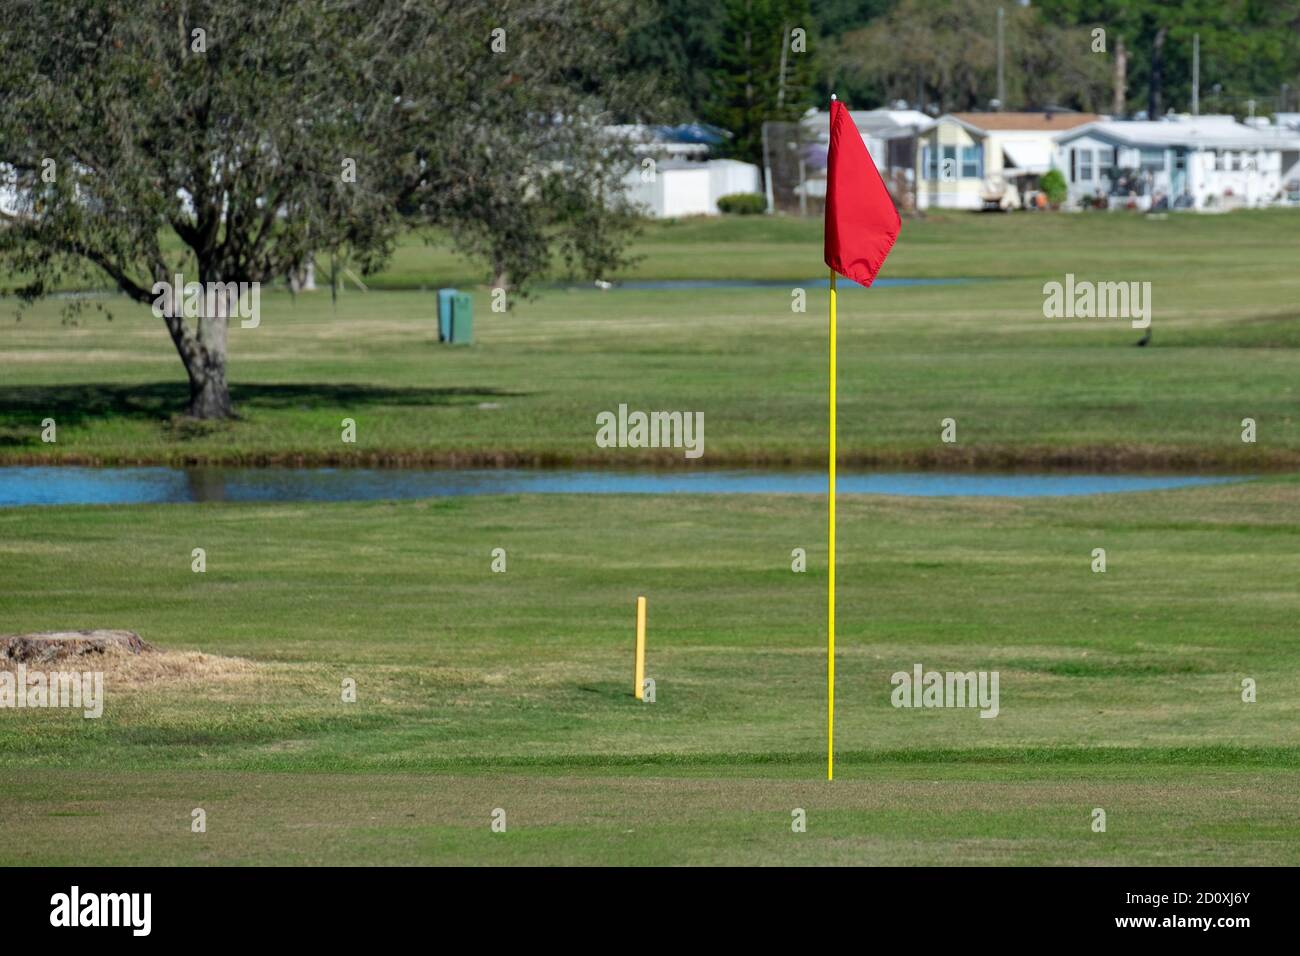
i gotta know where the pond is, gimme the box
[574,277,971,291]
[0,467,1246,508]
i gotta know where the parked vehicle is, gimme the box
[980,173,1021,211]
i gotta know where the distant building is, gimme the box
[610,124,762,217]
[787,108,929,213]
[0,163,30,218]
[619,158,759,218]
[800,108,930,170]
[914,111,1101,211]
[1056,115,1300,211]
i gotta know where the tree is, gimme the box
[1037,0,1300,119]
[704,0,817,167]
[0,0,655,419]
[838,0,1109,114]
[624,0,727,122]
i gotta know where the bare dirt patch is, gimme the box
[0,629,152,664]
[0,629,256,688]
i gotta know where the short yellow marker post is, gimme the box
[633,595,647,699]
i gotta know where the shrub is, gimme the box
[1040,169,1068,208]
[717,192,767,215]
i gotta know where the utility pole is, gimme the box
[777,23,789,109]
[1149,26,1168,118]
[1192,33,1199,116]
[996,7,1005,109]
[1113,36,1127,118]
[761,121,775,214]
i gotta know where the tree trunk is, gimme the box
[157,272,237,420]
[1113,36,1127,118]
[1148,27,1167,118]
[187,356,234,419]
[288,257,316,292]
[187,283,235,419]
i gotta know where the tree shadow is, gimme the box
[0,381,529,444]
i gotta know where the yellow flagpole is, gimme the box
[828,267,837,781]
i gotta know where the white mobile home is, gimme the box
[608,124,762,218]
[620,158,762,218]
[789,108,928,212]
[1056,116,1300,211]
[915,112,1099,210]
[801,108,930,172]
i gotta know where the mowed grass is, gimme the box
[5,767,1296,865]
[3,210,1298,864]
[2,479,1299,864]
[2,210,1299,467]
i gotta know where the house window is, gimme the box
[1230,151,1242,171]
[941,145,957,181]
[923,144,957,181]
[1079,149,1094,181]
[1214,150,1225,171]
[960,145,981,178]
[1139,148,1165,171]
[1098,148,1114,180]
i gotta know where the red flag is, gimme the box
[823,99,900,286]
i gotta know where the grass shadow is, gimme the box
[0,381,531,440]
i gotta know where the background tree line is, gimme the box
[632,0,1300,166]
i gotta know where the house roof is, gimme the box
[1057,117,1300,150]
[804,108,931,135]
[948,111,1103,132]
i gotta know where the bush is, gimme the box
[717,193,767,215]
[1040,169,1068,208]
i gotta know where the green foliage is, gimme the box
[0,0,657,417]
[703,0,818,166]
[716,192,768,214]
[623,0,726,121]
[1036,0,1300,118]
[837,0,1110,113]
[1040,169,1068,206]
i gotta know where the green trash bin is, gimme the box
[449,292,473,345]
[436,288,457,342]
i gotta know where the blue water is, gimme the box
[0,467,1245,508]
[593,277,968,291]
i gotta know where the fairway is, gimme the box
[2,479,1298,864]
[10,0,1300,921]
[3,212,1299,867]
